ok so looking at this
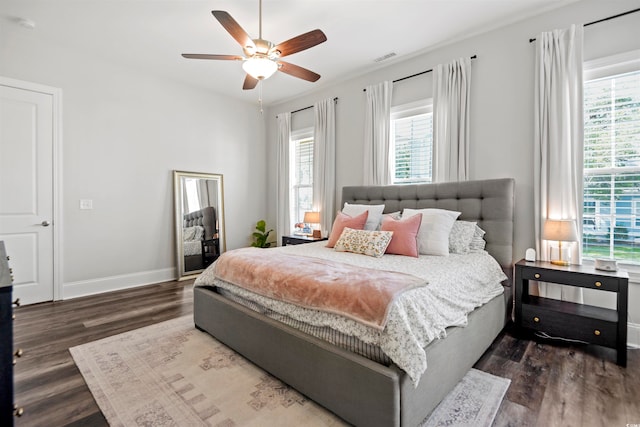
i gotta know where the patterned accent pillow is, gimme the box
[334,228,394,258]
[326,211,369,248]
[468,225,487,252]
[449,221,477,254]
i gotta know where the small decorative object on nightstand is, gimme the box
[282,235,328,246]
[514,259,628,366]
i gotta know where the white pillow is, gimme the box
[402,208,461,256]
[342,202,385,231]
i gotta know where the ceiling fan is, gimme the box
[182,0,327,90]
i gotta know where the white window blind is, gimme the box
[583,68,640,264]
[391,101,433,185]
[290,130,314,226]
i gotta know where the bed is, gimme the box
[194,178,515,426]
[183,206,219,271]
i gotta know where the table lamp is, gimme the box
[303,211,321,238]
[542,219,578,266]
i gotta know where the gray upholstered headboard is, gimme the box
[184,206,217,241]
[341,178,515,270]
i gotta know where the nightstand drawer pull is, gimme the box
[594,330,601,336]
[595,281,602,287]
[534,273,540,279]
[533,316,540,323]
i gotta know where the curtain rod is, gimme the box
[528,7,640,43]
[289,97,339,115]
[362,55,477,92]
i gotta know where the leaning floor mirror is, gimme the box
[173,171,226,280]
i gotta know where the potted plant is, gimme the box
[251,220,273,248]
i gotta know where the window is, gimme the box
[184,178,201,213]
[290,129,314,228]
[390,100,433,184]
[583,51,640,264]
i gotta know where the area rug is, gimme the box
[70,315,509,427]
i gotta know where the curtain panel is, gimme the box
[363,81,393,185]
[433,57,471,182]
[312,99,336,236]
[276,112,292,246]
[534,24,584,302]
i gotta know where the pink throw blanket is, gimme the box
[213,247,427,330]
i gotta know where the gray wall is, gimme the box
[264,0,640,342]
[1,20,266,296]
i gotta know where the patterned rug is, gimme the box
[70,315,509,426]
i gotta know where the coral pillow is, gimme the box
[326,210,369,248]
[381,213,422,257]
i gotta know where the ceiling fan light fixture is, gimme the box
[242,56,278,80]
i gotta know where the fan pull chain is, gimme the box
[258,82,264,114]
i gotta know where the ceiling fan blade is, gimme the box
[182,54,244,61]
[243,75,259,90]
[273,29,327,58]
[211,11,256,51]
[277,61,321,82]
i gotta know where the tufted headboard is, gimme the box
[341,178,515,270]
[183,206,217,241]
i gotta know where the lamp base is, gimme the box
[550,259,570,266]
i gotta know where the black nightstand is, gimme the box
[282,235,328,246]
[514,259,628,366]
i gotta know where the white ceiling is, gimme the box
[2,0,577,106]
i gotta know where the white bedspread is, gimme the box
[183,240,202,256]
[195,242,506,384]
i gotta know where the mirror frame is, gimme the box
[173,170,226,280]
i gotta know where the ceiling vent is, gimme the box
[374,52,397,63]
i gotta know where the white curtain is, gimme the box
[312,98,336,236]
[433,57,471,182]
[534,25,584,302]
[363,81,393,185]
[276,112,292,246]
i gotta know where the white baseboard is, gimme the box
[63,268,176,300]
[629,322,640,349]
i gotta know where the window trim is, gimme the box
[289,127,314,230]
[582,49,640,272]
[390,99,433,185]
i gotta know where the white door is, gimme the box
[0,82,55,304]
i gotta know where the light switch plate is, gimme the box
[80,199,93,210]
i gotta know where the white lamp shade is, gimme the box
[542,219,578,242]
[303,211,320,224]
[242,57,278,80]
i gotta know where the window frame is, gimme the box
[390,99,434,185]
[289,127,314,231]
[582,49,640,269]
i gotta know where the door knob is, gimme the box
[41,220,51,227]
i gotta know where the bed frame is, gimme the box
[194,178,515,426]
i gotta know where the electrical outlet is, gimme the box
[80,199,93,210]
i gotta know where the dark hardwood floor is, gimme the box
[11,280,639,426]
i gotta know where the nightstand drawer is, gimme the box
[521,268,619,291]
[522,303,617,347]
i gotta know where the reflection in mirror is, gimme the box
[173,171,225,280]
